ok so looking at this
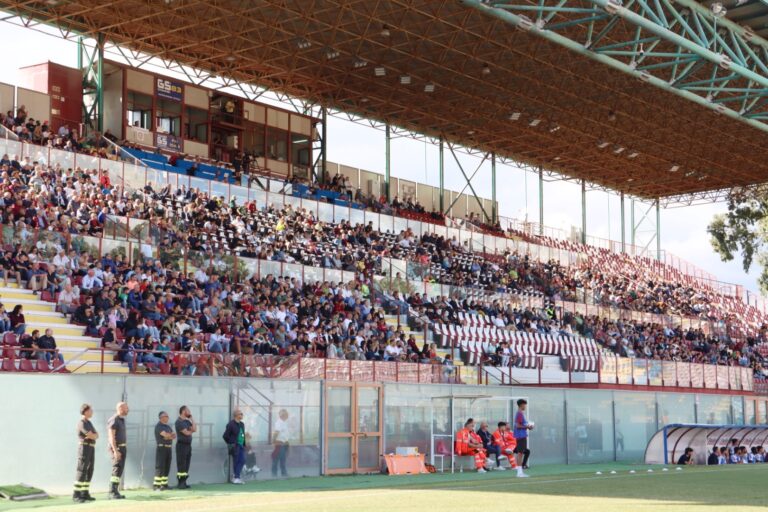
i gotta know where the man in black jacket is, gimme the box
[223,409,248,484]
[707,447,720,465]
[477,422,503,470]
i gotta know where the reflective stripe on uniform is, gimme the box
[110,476,121,483]
[176,472,188,477]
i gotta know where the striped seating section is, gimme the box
[432,321,601,371]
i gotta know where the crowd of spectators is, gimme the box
[0,146,766,375]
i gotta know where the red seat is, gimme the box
[19,359,36,372]
[55,365,71,373]
[159,363,171,375]
[3,332,17,346]
[0,358,15,371]
[2,346,15,359]
[36,359,51,372]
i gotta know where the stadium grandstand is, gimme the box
[0,1,768,511]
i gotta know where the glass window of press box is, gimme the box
[291,133,311,167]
[243,123,265,158]
[156,99,182,137]
[266,127,288,161]
[126,91,152,130]
[184,106,208,143]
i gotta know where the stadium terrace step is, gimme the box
[22,323,85,337]
[23,312,68,324]
[54,335,102,349]
[0,291,41,302]
[60,348,113,362]
[67,361,128,374]
[0,299,57,312]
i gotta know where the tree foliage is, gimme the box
[707,187,768,294]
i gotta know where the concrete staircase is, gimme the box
[0,285,126,374]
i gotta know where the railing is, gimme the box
[14,347,463,385]
[0,216,723,342]
[483,354,755,393]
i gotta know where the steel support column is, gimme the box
[320,107,327,184]
[79,35,105,134]
[385,123,391,201]
[491,153,497,224]
[439,137,445,213]
[656,199,662,261]
[96,33,104,133]
[620,192,626,253]
[630,198,636,246]
[581,179,587,244]
[538,166,544,235]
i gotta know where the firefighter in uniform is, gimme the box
[154,411,175,491]
[73,403,98,503]
[175,405,197,489]
[455,418,491,472]
[107,401,129,499]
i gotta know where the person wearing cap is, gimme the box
[154,411,176,491]
[73,403,98,503]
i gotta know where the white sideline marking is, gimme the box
[184,465,768,512]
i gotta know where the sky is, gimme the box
[0,20,760,297]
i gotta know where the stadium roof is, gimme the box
[5,0,768,202]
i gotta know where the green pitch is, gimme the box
[2,463,765,512]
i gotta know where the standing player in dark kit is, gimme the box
[73,404,98,503]
[107,402,129,500]
[153,411,176,491]
[175,405,197,489]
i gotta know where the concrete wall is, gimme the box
[0,373,756,495]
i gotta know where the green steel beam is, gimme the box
[469,0,768,133]
[620,191,626,253]
[445,144,491,221]
[385,123,391,201]
[581,179,587,244]
[538,166,544,235]
[491,152,497,224]
[320,107,327,184]
[439,137,445,213]
[587,0,768,88]
[656,199,661,260]
[97,32,103,133]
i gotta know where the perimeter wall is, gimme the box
[0,374,761,494]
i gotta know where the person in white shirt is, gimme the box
[384,340,401,361]
[194,268,209,284]
[52,250,70,268]
[81,269,103,292]
[272,410,292,477]
[58,283,79,316]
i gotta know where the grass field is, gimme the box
[2,463,766,512]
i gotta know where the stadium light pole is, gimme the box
[385,123,391,201]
